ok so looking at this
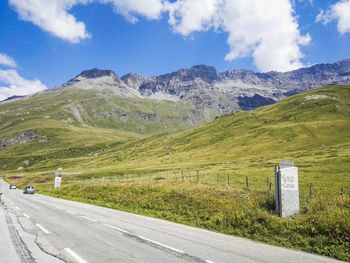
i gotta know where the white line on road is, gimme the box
[103,224,130,235]
[23,213,30,218]
[15,206,20,210]
[36,224,50,234]
[138,236,184,254]
[64,248,88,263]
[80,216,97,222]
[206,260,217,263]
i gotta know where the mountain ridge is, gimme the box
[59,58,350,112]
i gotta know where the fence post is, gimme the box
[197,170,199,183]
[181,170,184,181]
[217,174,220,185]
[227,175,230,186]
[189,171,191,182]
[340,187,344,195]
[206,174,208,184]
[158,170,160,180]
[175,170,178,181]
[167,171,169,181]
[309,183,313,198]
[246,176,249,188]
[266,177,269,192]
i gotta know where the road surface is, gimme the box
[0,180,342,263]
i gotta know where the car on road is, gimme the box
[9,184,17,189]
[23,186,34,194]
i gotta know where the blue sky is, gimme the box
[0,0,350,100]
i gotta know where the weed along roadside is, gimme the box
[31,167,348,262]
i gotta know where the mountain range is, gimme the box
[1,59,350,136]
[59,58,350,113]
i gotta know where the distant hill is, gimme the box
[1,95,24,102]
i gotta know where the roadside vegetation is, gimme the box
[1,85,350,260]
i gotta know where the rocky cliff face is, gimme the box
[60,59,350,113]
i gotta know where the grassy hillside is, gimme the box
[1,85,349,260]
[20,84,347,196]
[0,87,209,136]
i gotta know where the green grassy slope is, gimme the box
[2,85,350,192]
[59,84,348,195]
[1,85,349,260]
[0,87,209,136]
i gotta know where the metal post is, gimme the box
[246,176,249,188]
[181,170,184,181]
[227,175,230,185]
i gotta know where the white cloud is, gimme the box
[166,0,222,35]
[9,0,310,72]
[9,0,164,43]
[0,69,47,101]
[9,0,92,43]
[0,53,16,68]
[103,0,164,22]
[166,0,310,72]
[316,0,350,34]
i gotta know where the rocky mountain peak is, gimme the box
[78,68,119,79]
[121,72,146,89]
[161,65,219,83]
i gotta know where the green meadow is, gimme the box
[1,85,350,260]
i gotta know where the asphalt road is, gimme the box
[0,180,342,263]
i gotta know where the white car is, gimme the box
[9,184,17,189]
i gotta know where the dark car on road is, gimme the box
[23,186,34,194]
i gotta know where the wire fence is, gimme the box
[61,169,347,198]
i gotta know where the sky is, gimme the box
[0,0,350,101]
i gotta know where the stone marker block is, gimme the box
[275,164,300,218]
[54,176,62,188]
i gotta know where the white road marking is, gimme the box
[36,224,50,234]
[15,206,20,210]
[23,213,30,218]
[206,260,217,263]
[80,216,97,222]
[138,236,184,254]
[103,224,130,235]
[64,248,88,263]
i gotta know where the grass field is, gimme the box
[1,85,350,260]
